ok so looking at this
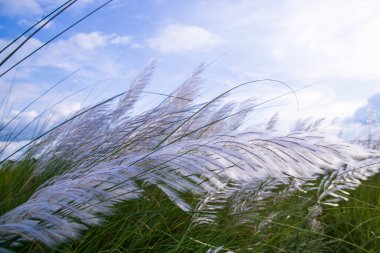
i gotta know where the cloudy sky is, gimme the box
[1,0,380,156]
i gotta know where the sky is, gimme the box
[0,0,380,157]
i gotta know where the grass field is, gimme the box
[1,65,379,253]
[1,155,380,252]
[1,2,380,252]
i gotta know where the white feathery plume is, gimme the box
[309,157,380,206]
[192,131,379,224]
[1,64,380,251]
[266,112,279,131]
[1,131,375,250]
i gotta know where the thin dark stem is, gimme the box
[0,0,77,67]
[0,0,74,56]
[0,0,113,78]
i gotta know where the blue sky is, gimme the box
[1,0,380,156]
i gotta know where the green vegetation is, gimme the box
[1,160,380,252]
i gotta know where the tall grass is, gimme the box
[2,160,380,252]
[1,2,380,252]
[0,62,379,252]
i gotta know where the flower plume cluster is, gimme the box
[0,63,379,251]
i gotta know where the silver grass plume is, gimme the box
[192,131,379,224]
[1,64,379,251]
[308,157,380,206]
[2,132,375,250]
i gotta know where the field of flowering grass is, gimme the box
[1,155,380,252]
[1,2,380,252]
[1,62,380,252]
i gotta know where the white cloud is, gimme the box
[148,24,222,54]
[194,0,380,80]
[270,0,380,80]
[18,110,38,120]
[56,102,81,117]
[68,32,109,50]
[131,43,143,49]
[26,32,132,73]
[0,0,43,16]
[110,35,131,45]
